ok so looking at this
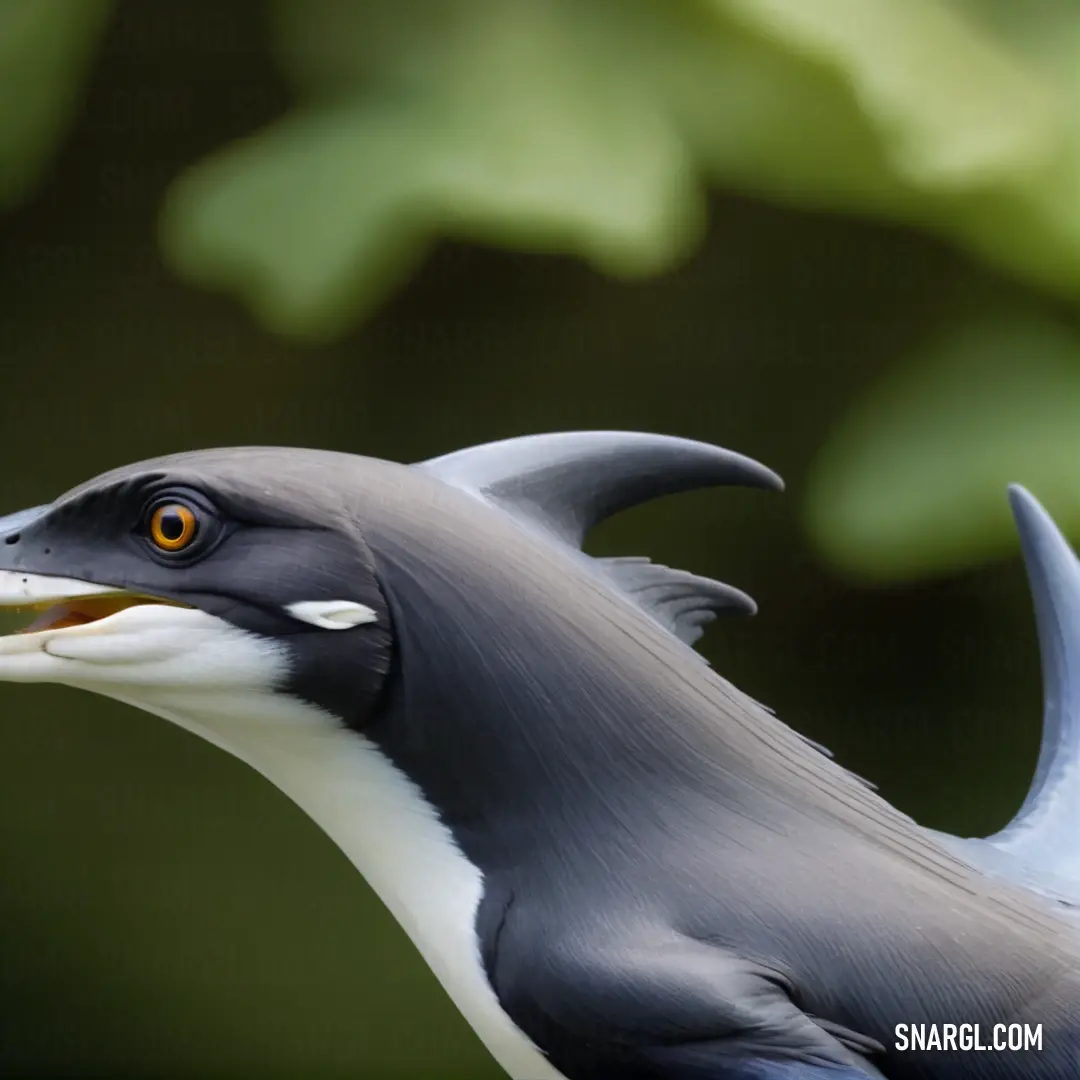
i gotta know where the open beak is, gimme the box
[0,570,189,638]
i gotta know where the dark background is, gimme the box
[0,2,1069,1077]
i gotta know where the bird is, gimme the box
[0,431,1079,1080]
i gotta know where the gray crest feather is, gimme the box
[418,431,783,548]
[419,431,778,655]
[417,433,878,793]
[597,556,756,646]
[932,485,1080,909]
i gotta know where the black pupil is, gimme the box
[159,508,188,542]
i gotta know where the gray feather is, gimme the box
[418,430,783,548]
[596,556,873,787]
[597,556,756,645]
[933,485,1080,908]
[419,434,872,788]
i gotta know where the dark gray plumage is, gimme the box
[598,557,757,645]
[0,432,1076,1080]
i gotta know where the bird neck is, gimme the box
[120,685,563,1080]
[362,541,780,877]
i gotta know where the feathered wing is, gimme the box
[486,925,887,1079]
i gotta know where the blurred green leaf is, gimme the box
[0,0,112,209]
[664,0,1080,299]
[160,0,1080,340]
[616,0,908,213]
[715,0,1060,188]
[945,0,1080,73]
[161,1,702,340]
[805,312,1080,580]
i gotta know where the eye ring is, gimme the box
[149,502,198,553]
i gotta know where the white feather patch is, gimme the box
[284,600,378,630]
[0,588,559,1078]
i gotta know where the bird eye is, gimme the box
[149,502,198,552]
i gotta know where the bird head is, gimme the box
[0,433,775,771]
[0,447,395,738]
[0,434,781,832]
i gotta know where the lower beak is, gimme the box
[0,570,187,638]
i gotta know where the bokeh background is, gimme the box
[1,1,1079,1076]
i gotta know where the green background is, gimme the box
[0,2,1074,1077]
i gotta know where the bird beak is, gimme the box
[0,570,188,637]
[0,504,190,650]
[0,570,192,643]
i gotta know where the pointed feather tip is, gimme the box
[597,558,758,640]
[694,578,758,617]
[700,443,784,494]
[424,431,785,494]
[420,431,783,548]
[1008,484,1078,580]
[1008,483,1052,533]
[725,586,758,617]
[705,445,783,494]
[951,483,1080,904]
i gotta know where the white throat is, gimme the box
[0,589,562,1078]
[109,677,564,1080]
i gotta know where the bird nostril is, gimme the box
[4,533,19,545]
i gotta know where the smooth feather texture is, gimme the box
[1,436,1080,1078]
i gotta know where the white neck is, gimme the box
[105,684,564,1080]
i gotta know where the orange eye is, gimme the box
[149,503,198,552]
